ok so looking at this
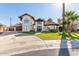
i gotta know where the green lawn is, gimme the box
[35,32,79,40]
[35,32,61,40]
[67,32,79,39]
[20,31,79,40]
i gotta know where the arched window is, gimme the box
[23,18,30,25]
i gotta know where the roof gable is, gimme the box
[19,13,35,21]
[35,18,45,22]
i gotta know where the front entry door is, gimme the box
[37,26,42,32]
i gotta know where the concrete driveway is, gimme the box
[13,39,79,56]
[0,31,49,55]
[0,31,79,56]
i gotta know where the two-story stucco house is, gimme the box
[19,13,59,32]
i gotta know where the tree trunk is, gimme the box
[71,21,74,32]
[64,24,70,32]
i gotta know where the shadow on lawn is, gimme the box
[69,33,79,49]
[71,33,79,39]
[58,32,70,56]
[59,32,79,56]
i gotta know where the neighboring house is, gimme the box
[8,23,22,31]
[19,13,59,32]
[8,26,14,31]
[44,21,59,31]
[0,23,6,32]
[13,23,22,31]
[73,20,79,31]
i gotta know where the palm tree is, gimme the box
[69,14,79,31]
[63,11,74,31]
[63,11,79,32]
[64,11,75,17]
[63,19,70,31]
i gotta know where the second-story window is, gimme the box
[24,20,29,23]
[23,18,30,25]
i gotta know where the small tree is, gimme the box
[47,18,53,23]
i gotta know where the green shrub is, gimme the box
[49,29,58,33]
[30,30,34,32]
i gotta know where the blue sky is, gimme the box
[0,3,79,26]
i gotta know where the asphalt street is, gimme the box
[13,48,79,56]
[0,32,3,34]
[13,49,59,56]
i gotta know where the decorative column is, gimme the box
[14,27,16,31]
[42,22,44,31]
[22,19,25,32]
[35,22,37,32]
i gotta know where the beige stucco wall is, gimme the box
[22,15,34,32]
[0,26,4,32]
[72,20,79,31]
[41,22,45,31]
